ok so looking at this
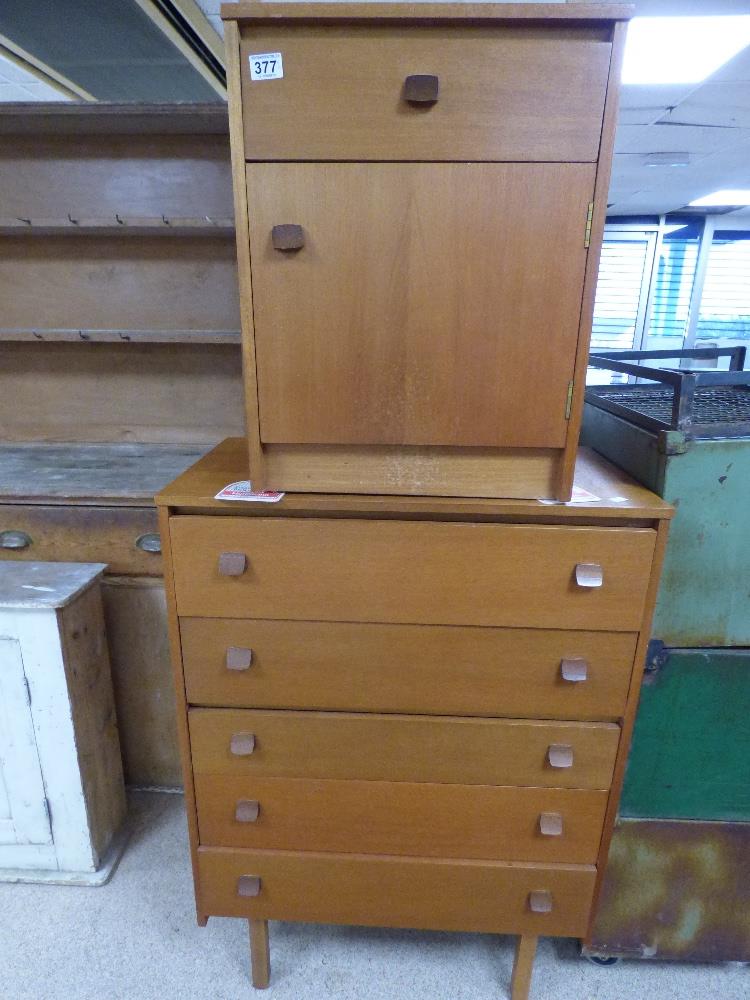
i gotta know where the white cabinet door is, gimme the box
[0,636,52,846]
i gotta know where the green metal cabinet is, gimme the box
[582,387,750,962]
[581,407,750,647]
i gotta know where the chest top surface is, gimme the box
[157,438,673,524]
[221,4,634,23]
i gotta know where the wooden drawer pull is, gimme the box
[547,744,574,769]
[575,563,603,588]
[218,552,247,576]
[230,732,256,756]
[238,875,261,898]
[528,890,553,914]
[539,812,564,837]
[403,74,439,104]
[272,223,305,251]
[0,530,32,550]
[226,646,253,671]
[235,799,260,823]
[135,532,161,554]
[560,657,589,683]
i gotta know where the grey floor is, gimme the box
[0,793,747,1000]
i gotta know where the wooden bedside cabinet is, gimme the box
[222,3,631,500]
[157,439,671,999]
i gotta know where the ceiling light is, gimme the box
[622,16,750,85]
[644,152,691,167]
[689,190,750,207]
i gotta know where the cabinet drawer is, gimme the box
[0,505,162,576]
[182,618,637,721]
[170,517,655,631]
[189,709,620,790]
[238,24,611,161]
[198,847,596,937]
[195,775,608,864]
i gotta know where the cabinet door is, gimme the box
[0,636,52,846]
[248,162,595,449]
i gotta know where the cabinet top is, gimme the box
[157,437,673,522]
[221,3,634,24]
[0,562,106,609]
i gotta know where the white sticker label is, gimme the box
[249,52,283,81]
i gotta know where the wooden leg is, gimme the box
[510,935,537,1000]
[249,919,271,989]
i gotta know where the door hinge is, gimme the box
[565,380,574,420]
[584,202,594,248]
[23,675,32,707]
[43,797,52,826]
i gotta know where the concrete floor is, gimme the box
[0,792,746,1000]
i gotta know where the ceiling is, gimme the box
[1,0,749,220]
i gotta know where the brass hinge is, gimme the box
[584,202,594,248]
[565,380,574,420]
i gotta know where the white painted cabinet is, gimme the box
[0,563,126,882]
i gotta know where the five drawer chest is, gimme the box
[157,439,672,998]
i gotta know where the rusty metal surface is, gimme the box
[587,819,750,961]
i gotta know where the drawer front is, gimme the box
[239,24,611,161]
[195,775,608,864]
[198,847,596,937]
[189,709,620,790]
[170,517,655,631]
[0,505,162,575]
[182,618,638,721]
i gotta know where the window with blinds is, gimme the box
[644,227,701,352]
[696,231,750,349]
[589,230,654,384]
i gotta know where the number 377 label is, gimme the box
[249,52,283,81]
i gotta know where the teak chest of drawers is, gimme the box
[222,2,630,501]
[157,438,672,999]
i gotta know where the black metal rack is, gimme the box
[586,347,750,438]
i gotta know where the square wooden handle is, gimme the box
[235,799,260,823]
[403,74,439,103]
[272,223,305,250]
[218,552,247,576]
[238,875,261,898]
[529,890,553,914]
[539,812,564,837]
[226,646,253,671]
[560,657,589,683]
[548,744,574,769]
[230,732,256,756]
[575,562,603,588]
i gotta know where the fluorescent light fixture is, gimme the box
[622,16,750,85]
[690,190,750,207]
[644,152,691,167]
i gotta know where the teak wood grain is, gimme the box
[194,775,608,863]
[197,847,597,937]
[156,437,675,522]
[189,709,620,789]
[169,516,656,630]
[181,618,638,721]
[248,162,595,449]
[261,444,558,499]
[238,26,610,161]
[222,4,634,25]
